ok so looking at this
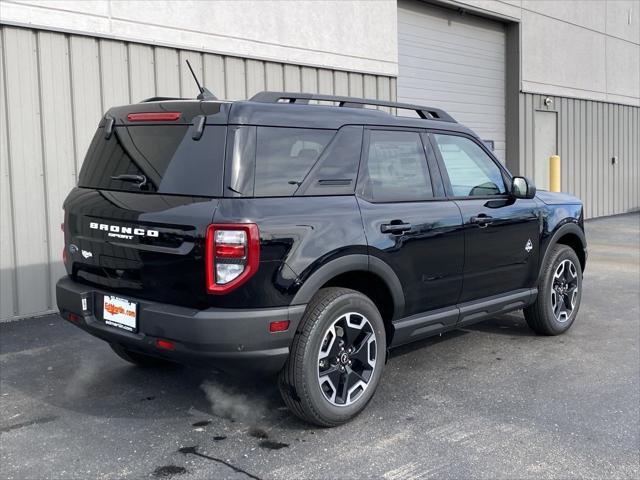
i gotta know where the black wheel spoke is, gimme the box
[351,332,372,366]
[319,364,342,388]
[340,314,364,346]
[318,327,341,361]
[327,336,342,359]
[563,293,573,311]
[335,370,358,405]
[554,294,563,317]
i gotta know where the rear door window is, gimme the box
[78,125,226,197]
[254,127,335,197]
[359,130,434,202]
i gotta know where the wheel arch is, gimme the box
[543,222,587,272]
[291,255,405,331]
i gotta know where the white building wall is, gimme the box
[0,0,399,76]
[441,0,640,107]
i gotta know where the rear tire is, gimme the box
[109,343,171,367]
[524,244,583,335]
[279,288,386,427]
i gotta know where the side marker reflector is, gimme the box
[156,339,175,351]
[269,320,290,333]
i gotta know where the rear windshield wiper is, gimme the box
[110,174,147,188]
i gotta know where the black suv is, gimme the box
[57,92,586,426]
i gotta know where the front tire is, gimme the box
[279,288,386,427]
[524,245,583,335]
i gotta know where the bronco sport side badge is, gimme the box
[525,239,533,253]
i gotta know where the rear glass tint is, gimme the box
[254,127,335,196]
[78,125,225,197]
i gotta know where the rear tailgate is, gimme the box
[63,101,227,308]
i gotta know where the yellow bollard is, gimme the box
[549,155,561,192]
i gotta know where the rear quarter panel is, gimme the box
[212,196,366,308]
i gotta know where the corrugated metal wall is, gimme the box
[519,93,639,219]
[0,25,397,321]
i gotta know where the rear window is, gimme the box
[254,127,335,196]
[78,125,226,197]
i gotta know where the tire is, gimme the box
[109,343,171,367]
[279,287,386,427]
[524,244,583,335]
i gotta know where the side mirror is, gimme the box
[511,176,536,199]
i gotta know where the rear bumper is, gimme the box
[56,276,306,374]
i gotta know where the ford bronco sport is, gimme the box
[57,91,586,426]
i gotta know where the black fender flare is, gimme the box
[290,254,405,319]
[540,222,587,274]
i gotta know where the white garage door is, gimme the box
[398,0,506,161]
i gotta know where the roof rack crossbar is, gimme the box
[249,91,456,123]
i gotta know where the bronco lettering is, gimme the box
[89,222,159,238]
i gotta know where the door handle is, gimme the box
[381,221,412,234]
[470,214,493,227]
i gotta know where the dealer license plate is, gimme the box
[103,295,137,332]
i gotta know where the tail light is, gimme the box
[205,224,260,294]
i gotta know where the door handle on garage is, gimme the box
[381,221,412,234]
[470,214,493,227]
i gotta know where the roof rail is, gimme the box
[249,91,456,123]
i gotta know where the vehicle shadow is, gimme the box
[462,312,535,337]
[388,329,469,359]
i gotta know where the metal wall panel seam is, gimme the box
[223,54,230,100]
[571,99,576,208]
[626,107,630,212]
[0,27,19,316]
[607,102,611,216]
[152,47,158,96]
[596,101,601,217]
[616,104,620,214]
[66,34,79,181]
[126,44,134,104]
[579,100,585,212]
[587,102,597,217]
[177,48,183,97]
[97,39,105,114]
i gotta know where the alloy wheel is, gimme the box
[550,259,579,323]
[317,312,377,407]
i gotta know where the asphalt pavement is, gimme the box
[1,213,639,479]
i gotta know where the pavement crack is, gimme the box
[0,415,58,434]
[178,446,261,480]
